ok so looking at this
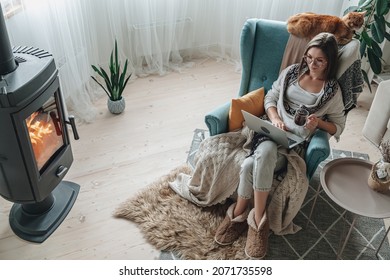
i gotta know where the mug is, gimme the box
[294,107,309,126]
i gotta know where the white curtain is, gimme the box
[2,0,349,122]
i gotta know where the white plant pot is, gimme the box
[107,97,125,114]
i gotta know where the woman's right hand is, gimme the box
[272,119,287,131]
[267,106,287,131]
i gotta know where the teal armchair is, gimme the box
[204,19,330,179]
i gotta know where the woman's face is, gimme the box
[304,47,328,75]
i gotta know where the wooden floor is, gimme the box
[0,58,384,260]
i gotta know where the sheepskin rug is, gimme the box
[114,164,249,260]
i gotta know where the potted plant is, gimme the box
[345,0,390,91]
[368,138,390,193]
[91,40,131,114]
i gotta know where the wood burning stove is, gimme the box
[0,4,80,243]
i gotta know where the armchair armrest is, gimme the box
[305,129,330,179]
[205,105,330,179]
[204,101,230,136]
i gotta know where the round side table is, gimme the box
[309,158,390,259]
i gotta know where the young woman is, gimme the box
[214,32,346,259]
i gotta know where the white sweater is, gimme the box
[264,64,346,141]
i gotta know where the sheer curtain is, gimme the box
[3,0,349,122]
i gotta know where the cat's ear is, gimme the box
[359,11,367,16]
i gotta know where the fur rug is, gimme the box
[114,128,390,260]
[114,164,250,260]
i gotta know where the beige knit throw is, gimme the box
[169,126,309,235]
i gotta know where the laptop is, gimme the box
[241,110,305,148]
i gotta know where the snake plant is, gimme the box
[91,40,131,101]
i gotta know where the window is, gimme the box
[1,0,23,19]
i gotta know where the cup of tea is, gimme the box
[294,107,309,126]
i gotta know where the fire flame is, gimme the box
[27,112,53,145]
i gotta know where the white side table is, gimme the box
[308,158,390,259]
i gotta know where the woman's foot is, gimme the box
[245,208,269,259]
[214,203,249,246]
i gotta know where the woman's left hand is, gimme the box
[305,114,319,132]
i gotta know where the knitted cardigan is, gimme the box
[265,64,346,141]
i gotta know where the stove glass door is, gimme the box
[25,92,64,172]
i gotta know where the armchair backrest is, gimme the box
[239,18,363,113]
[238,19,289,97]
[362,80,390,147]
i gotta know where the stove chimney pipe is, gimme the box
[0,3,17,75]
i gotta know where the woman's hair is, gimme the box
[300,32,339,80]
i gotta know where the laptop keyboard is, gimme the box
[288,138,297,146]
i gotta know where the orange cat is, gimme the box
[287,11,365,45]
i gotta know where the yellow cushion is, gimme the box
[228,87,265,131]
